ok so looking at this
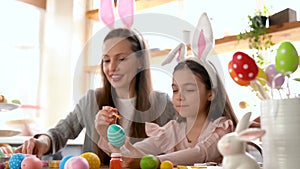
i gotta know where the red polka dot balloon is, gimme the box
[232,51,258,81]
[228,61,250,86]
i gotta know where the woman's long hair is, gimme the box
[99,28,153,138]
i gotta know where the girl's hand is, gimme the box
[95,106,119,137]
[120,138,145,168]
[107,138,142,168]
[122,156,141,169]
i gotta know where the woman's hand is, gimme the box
[95,106,119,138]
[14,135,51,159]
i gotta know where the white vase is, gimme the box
[261,98,300,169]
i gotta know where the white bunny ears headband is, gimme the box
[161,12,218,90]
[162,13,226,120]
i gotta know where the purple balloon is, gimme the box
[265,64,285,88]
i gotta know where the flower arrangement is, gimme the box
[228,41,300,100]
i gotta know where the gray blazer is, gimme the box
[39,89,177,164]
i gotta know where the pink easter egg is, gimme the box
[21,156,42,169]
[64,156,89,169]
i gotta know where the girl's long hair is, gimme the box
[174,60,238,127]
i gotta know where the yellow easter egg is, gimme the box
[80,152,101,169]
[160,160,174,169]
[256,68,267,86]
[250,68,268,92]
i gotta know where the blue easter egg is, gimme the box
[59,155,73,169]
[107,124,126,147]
[9,153,26,169]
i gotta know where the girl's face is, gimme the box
[172,69,212,118]
[102,38,141,90]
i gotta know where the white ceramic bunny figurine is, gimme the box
[217,112,265,169]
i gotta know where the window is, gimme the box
[0,1,42,126]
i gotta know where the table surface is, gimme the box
[41,167,224,169]
[42,167,110,169]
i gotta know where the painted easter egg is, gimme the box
[9,153,26,169]
[250,68,268,91]
[160,160,174,169]
[64,156,89,169]
[232,51,258,81]
[228,60,250,86]
[21,156,42,169]
[265,64,285,88]
[140,154,159,169]
[80,152,100,169]
[275,41,299,75]
[59,155,73,169]
[107,124,126,147]
[256,68,268,86]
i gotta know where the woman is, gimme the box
[15,28,177,165]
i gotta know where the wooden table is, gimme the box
[42,167,110,169]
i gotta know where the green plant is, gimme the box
[237,7,275,67]
[255,5,272,16]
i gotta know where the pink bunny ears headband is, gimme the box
[99,0,135,29]
[99,0,145,51]
[161,12,218,89]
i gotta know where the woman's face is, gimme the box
[102,38,141,90]
[172,69,212,118]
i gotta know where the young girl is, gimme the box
[118,59,238,167]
